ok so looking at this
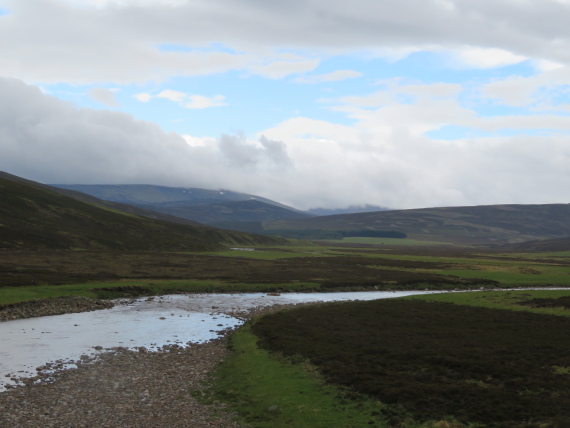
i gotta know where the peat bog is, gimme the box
[252,299,570,427]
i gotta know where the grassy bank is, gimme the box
[0,279,323,306]
[209,289,570,427]
[206,324,391,428]
[407,288,570,317]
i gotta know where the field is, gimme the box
[210,289,570,427]
[2,238,570,426]
[1,241,570,306]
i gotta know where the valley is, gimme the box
[2,171,570,427]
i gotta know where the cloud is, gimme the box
[295,69,363,84]
[184,95,226,109]
[134,92,153,102]
[157,90,186,103]
[134,90,227,109]
[88,87,119,107]
[5,0,570,85]
[218,133,292,169]
[248,56,320,79]
[3,77,570,211]
[454,47,527,69]
[481,66,570,108]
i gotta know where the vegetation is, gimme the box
[264,203,570,245]
[207,324,389,428]
[210,292,570,427]
[260,229,406,240]
[0,175,285,251]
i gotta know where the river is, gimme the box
[0,291,438,391]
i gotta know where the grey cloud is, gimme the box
[218,133,292,169]
[3,0,570,84]
[88,87,119,107]
[2,77,570,212]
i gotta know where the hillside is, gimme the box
[52,184,299,210]
[51,183,310,226]
[0,173,286,251]
[506,236,570,252]
[134,199,311,225]
[264,204,570,245]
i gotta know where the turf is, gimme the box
[251,298,570,427]
[207,324,390,428]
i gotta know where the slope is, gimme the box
[264,204,570,245]
[134,199,311,225]
[0,174,285,251]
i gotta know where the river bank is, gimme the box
[0,337,243,428]
[0,302,315,428]
[0,296,114,321]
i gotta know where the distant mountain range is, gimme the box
[306,205,389,216]
[264,204,570,245]
[51,184,313,225]
[0,172,285,251]
[5,173,570,248]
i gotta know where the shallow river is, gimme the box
[0,291,438,391]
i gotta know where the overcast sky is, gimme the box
[2,0,570,210]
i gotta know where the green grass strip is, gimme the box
[207,323,391,428]
[407,289,570,317]
[0,280,321,306]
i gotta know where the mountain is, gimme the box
[51,184,296,209]
[134,199,311,224]
[306,205,389,216]
[51,183,311,225]
[505,237,570,252]
[0,172,286,251]
[263,203,570,245]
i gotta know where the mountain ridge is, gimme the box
[0,172,286,251]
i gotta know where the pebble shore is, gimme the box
[0,339,242,427]
[0,296,114,321]
[0,296,316,427]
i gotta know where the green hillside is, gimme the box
[264,203,570,245]
[0,174,285,251]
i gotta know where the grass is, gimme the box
[196,247,335,260]
[324,237,451,246]
[206,324,443,428]
[407,288,570,317]
[0,279,323,306]
[245,296,570,426]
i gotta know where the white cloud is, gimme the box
[3,78,570,210]
[157,90,186,103]
[248,57,320,79]
[134,89,227,109]
[454,47,527,69]
[481,66,570,108]
[88,87,119,107]
[183,95,226,109]
[5,0,570,85]
[134,92,152,102]
[295,70,363,84]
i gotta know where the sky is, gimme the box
[1,0,570,210]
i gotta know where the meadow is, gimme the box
[2,238,570,426]
[209,289,570,428]
[1,240,570,306]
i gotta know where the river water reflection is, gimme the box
[0,291,438,390]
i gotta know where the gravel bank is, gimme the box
[0,296,114,321]
[0,338,242,428]
[0,298,321,427]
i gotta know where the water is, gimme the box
[0,291,437,391]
